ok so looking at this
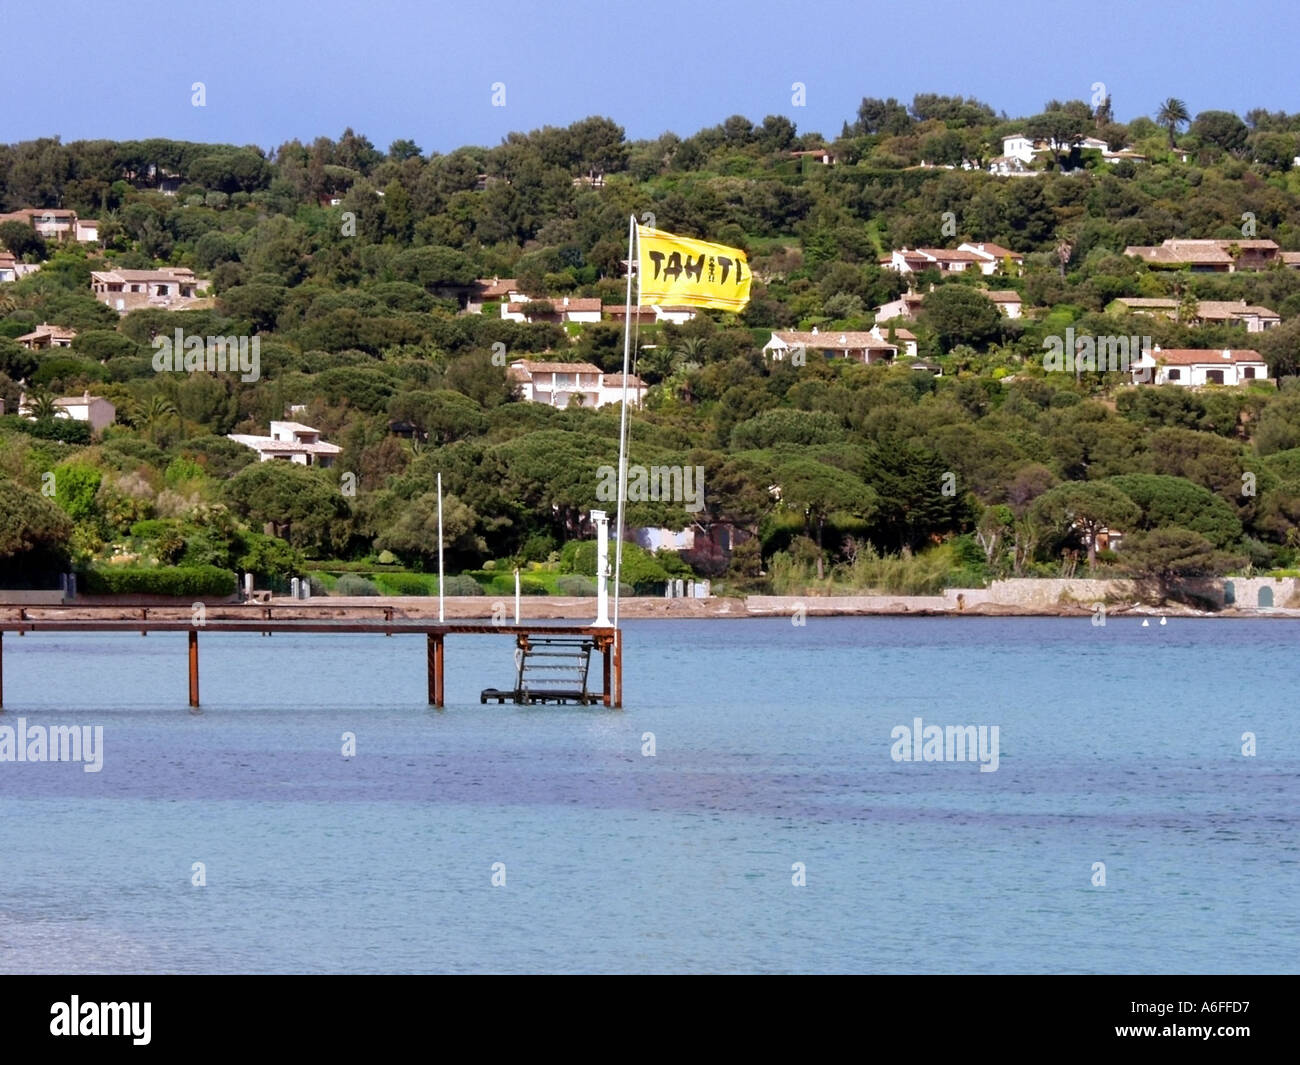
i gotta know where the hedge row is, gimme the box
[80,564,237,597]
[554,575,633,597]
[2,415,92,445]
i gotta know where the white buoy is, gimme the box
[1159,616,1167,625]
[1141,619,1149,627]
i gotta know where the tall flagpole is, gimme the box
[437,471,445,623]
[612,214,636,630]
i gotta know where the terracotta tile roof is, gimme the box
[963,242,1023,260]
[506,297,602,314]
[985,290,1022,302]
[770,331,896,351]
[1114,297,1178,309]
[93,268,203,283]
[510,360,603,375]
[1149,348,1266,365]
[1195,300,1279,320]
[16,324,77,342]
[474,277,520,298]
[228,434,340,454]
[1125,239,1281,266]
[914,248,982,262]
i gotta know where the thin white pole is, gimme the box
[437,471,445,623]
[514,567,521,624]
[613,215,636,630]
[592,510,610,626]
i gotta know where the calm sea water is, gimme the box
[0,617,1295,974]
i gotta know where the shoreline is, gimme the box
[2,594,1296,621]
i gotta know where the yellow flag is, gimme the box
[636,224,750,311]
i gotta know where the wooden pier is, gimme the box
[0,608,622,710]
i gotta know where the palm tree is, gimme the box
[131,395,178,444]
[673,335,707,362]
[1156,98,1190,147]
[23,389,60,420]
[1056,237,1073,279]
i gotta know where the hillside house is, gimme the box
[985,290,1024,317]
[1111,297,1280,331]
[874,290,927,321]
[227,421,341,467]
[1130,347,1268,387]
[869,323,918,358]
[1123,239,1284,273]
[0,208,99,243]
[466,277,528,312]
[883,248,983,275]
[603,304,697,325]
[16,323,77,349]
[508,359,647,408]
[958,242,1025,275]
[764,329,898,365]
[19,390,116,434]
[502,295,603,323]
[92,268,211,313]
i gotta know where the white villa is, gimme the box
[764,329,898,365]
[501,295,603,323]
[508,359,647,408]
[883,243,1023,277]
[603,304,698,325]
[1130,347,1268,387]
[227,421,341,467]
[18,390,116,434]
[994,133,1146,173]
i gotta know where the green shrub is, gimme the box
[335,573,380,596]
[2,415,92,444]
[553,575,631,596]
[483,573,549,595]
[556,574,597,596]
[80,564,237,597]
[129,519,181,540]
[374,572,436,595]
[441,574,484,596]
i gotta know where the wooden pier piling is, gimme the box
[0,610,622,710]
[428,632,445,707]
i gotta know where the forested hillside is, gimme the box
[4,94,1300,597]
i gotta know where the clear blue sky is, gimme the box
[5,0,1298,153]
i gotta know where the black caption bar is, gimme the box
[0,974,1293,1052]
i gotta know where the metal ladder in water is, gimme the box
[513,636,596,704]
